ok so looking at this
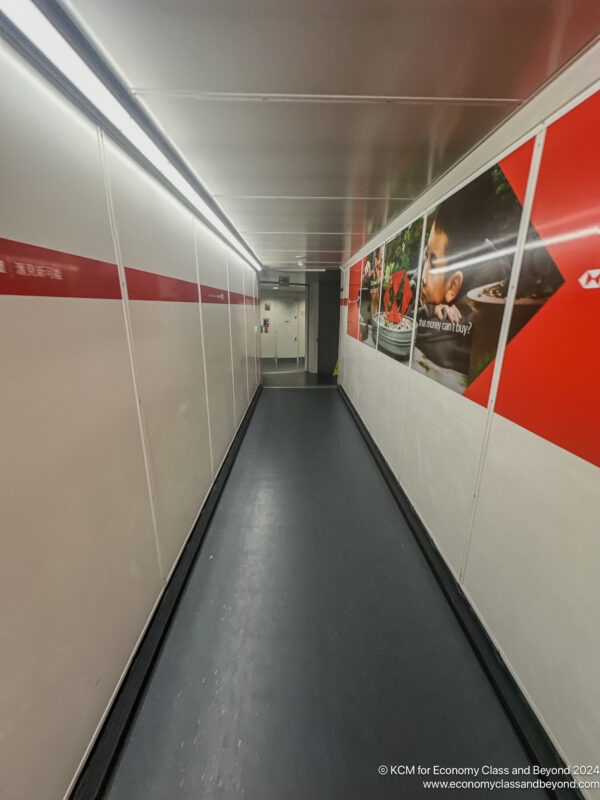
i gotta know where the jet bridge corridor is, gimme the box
[1,3,599,800]
[100,388,543,800]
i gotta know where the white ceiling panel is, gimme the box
[243,232,364,256]
[134,96,518,198]
[68,0,600,97]
[64,0,600,268]
[217,197,408,238]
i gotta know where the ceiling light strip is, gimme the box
[33,0,245,248]
[0,0,262,271]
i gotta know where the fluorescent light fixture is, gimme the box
[0,0,261,271]
[279,268,326,272]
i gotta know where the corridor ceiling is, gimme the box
[66,0,600,273]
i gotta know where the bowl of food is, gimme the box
[373,311,414,358]
[467,280,546,380]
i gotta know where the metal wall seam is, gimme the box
[194,222,215,479]
[242,267,250,404]
[459,129,547,584]
[256,274,261,387]
[225,253,237,426]
[255,273,260,387]
[367,248,389,454]
[406,215,429,369]
[96,126,165,583]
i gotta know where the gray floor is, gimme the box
[261,371,337,387]
[103,389,546,799]
[261,357,337,387]
[261,357,305,373]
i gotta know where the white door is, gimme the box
[260,294,276,358]
[275,295,299,358]
[298,298,306,357]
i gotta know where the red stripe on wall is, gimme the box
[0,237,121,299]
[340,298,348,306]
[200,284,229,304]
[125,267,199,302]
[229,290,245,305]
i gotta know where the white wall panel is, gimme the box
[227,254,250,425]
[342,335,358,407]
[348,337,363,411]
[243,265,258,394]
[119,301,212,571]
[254,271,261,385]
[0,44,161,800]
[106,143,212,573]
[195,224,236,471]
[400,372,486,574]
[252,271,260,390]
[464,415,600,795]
[0,299,162,800]
[349,341,375,427]
[0,45,114,262]
[344,337,361,410]
[371,351,405,474]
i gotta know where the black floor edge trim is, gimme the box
[338,386,581,800]
[70,385,263,800]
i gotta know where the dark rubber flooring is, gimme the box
[103,389,546,799]
[261,370,337,387]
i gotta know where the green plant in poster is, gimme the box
[382,218,423,319]
[383,218,423,282]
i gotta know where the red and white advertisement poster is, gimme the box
[357,246,384,348]
[378,219,424,363]
[412,140,537,401]
[490,90,600,468]
[346,258,363,340]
